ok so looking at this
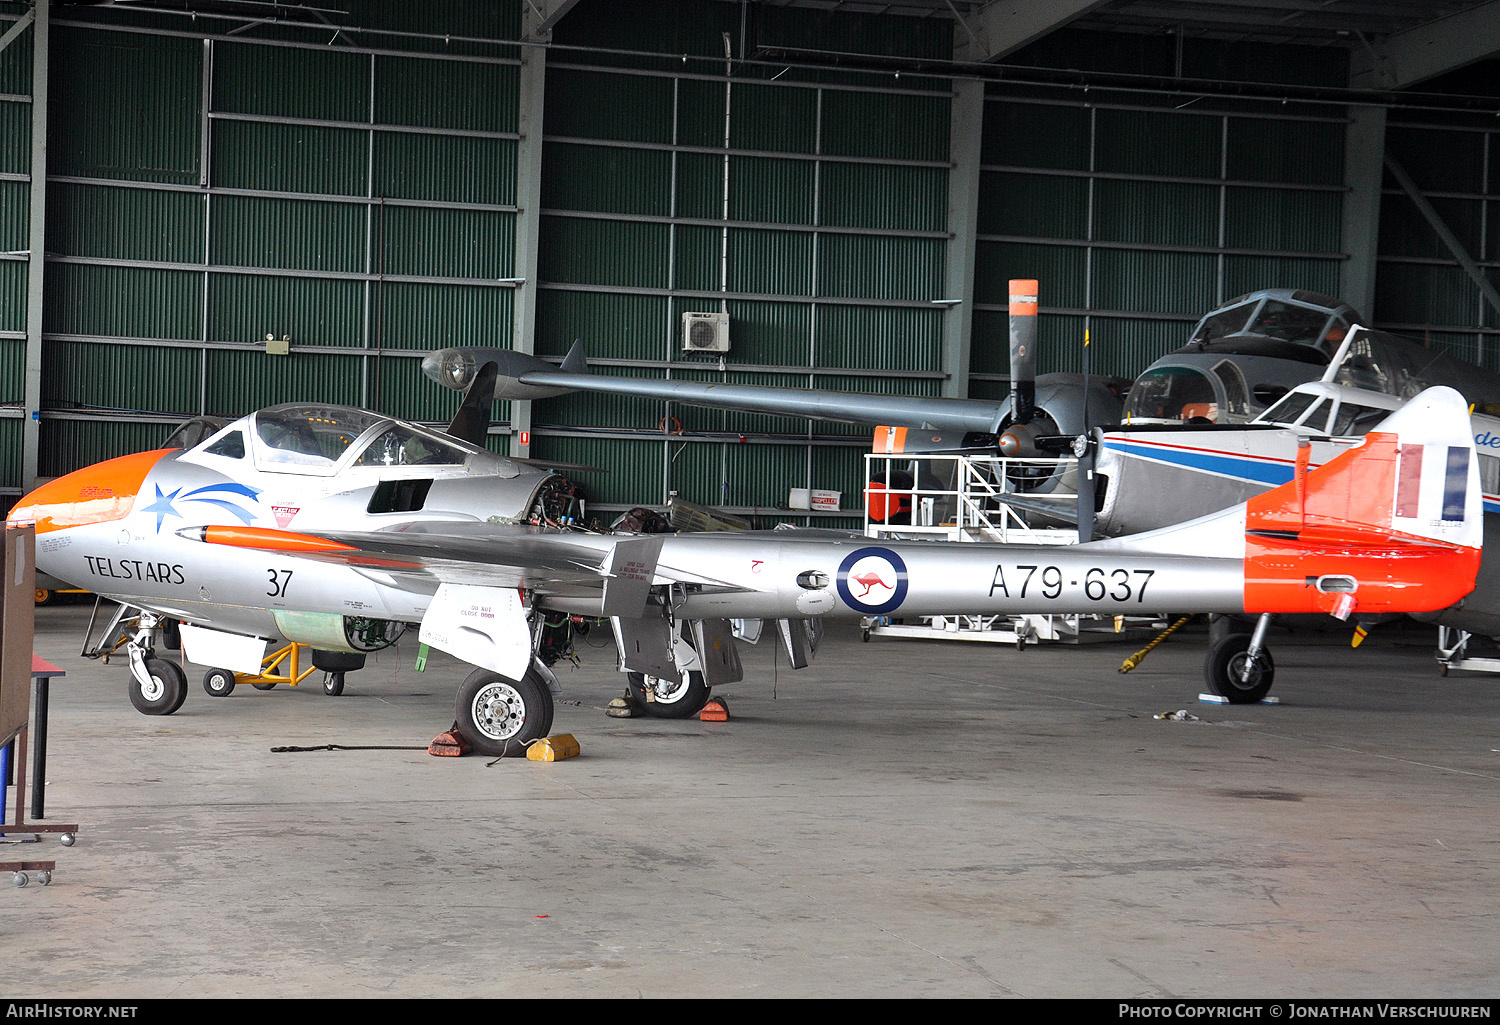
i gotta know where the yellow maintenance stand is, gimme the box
[201,642,348,698]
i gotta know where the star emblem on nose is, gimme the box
[142,486,182,533]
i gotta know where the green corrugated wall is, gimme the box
[6,0,1489,517]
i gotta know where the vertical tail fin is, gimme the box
[445,360,499,447]
[558,339,587,376]
[1243,386,1480,616]
[1245,386,1480,549]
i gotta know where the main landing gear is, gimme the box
[625,670,712,719]
[453,663,558,757]
[1203,613,1276,704]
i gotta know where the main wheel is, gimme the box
[1204,633,1275,704]
[251,681,278,691]
[202,668,236,698]
[454,668,554,757]
[323,672,345,697]
[626,670,711,719]
[130,657,188,715]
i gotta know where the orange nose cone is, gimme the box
[8,449,173,534]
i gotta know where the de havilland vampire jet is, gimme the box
[7,377,1483,755]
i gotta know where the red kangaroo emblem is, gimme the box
[851,571,894,598]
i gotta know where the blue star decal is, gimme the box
[141,482,262,533]
[143,486,185,533]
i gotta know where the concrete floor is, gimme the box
[3,604,1499,998]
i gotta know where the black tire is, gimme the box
[455,668,554,757]
[202,668,236,698]
[323,672,345,697]
[1204,633,1275,704]
[166,661,190,714]
[251,681,278,691]
[626,670,711,719]
[311,649,365,672]
[130,658,188,716]
[33,588,51,607]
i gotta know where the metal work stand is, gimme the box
[1435,626,1500,675]
[2,721,79,887]
[1,524,80,887]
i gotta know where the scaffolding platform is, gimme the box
[861,451,1142,646]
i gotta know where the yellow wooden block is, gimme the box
[526,734,581,761]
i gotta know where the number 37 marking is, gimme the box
[266,568,294,598]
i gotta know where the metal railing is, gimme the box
[862,452,1080,545]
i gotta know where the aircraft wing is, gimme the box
[516,369,1010,432]
[420,342,1010,432]
[179,521,759,599]
[423,344,1132,440]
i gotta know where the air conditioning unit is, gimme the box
[682,311,730,353]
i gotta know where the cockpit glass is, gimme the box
[1255,390,1320,426]
[1189,303,1255,344]
[1247,300,1334,344]
[1330,402,1394,436]
[353,425,469,467]
[1210,360,1251,418]
[1123,367,1220,422]
[253,406,387,472]
[203,431,245,459]
[1318,316,1350,354]
[1300,398,1331,432]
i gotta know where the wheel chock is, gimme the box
[606,694,644,718]
[1198,693,1282,705]
[526,734,580,762]
[428,724,471,757]
[699,697,730,722]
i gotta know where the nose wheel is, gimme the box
[128,657,188,715]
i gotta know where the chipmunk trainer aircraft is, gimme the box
[1082,327,1500,695]
[6,376,1482,754]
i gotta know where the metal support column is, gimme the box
[1340,105,1386,318]
[22,0,48,493]
[941,78,983,400]
[511,16,550,461]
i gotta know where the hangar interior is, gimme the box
[8,2,1500,1000]
[1,0,1499,523]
